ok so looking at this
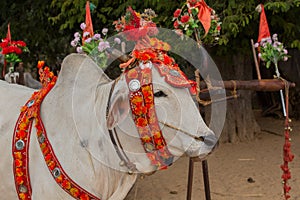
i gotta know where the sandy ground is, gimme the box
[125,113,300,200]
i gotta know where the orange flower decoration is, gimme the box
[131,95,143,105]
[16,176,24,185]
[15,159,23,167]
[18,130,27,139]
[55,175,63,183]
[16,168,24,177]
[19,193,27,200]
[127,68,139,79]
[62,180,72,190]
[19,122,28,130]
[44,154,52,163]
[142,135,152,143]
[48,161,56,170]
[80,193,90,200]
[136,117,147,127]
[37,61,45,69]
[70,188,80,197]
[42,146,50,155]
[14,152,22,159]
[133,105,147,115]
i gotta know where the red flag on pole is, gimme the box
[6,23,11,43]
[83,1,94,43]
[194,0,212,36]
[257,4,271,43]
[2,23,11,77]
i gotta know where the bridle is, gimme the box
[158,120,204,142]
[105,66,206,174]
[106,78,137,174]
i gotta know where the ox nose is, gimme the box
[186,131,217,158]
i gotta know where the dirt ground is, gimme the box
[125,111,300,200]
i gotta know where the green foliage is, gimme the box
[0,0,299,71]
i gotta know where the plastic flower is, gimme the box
[255,33,289,69]
[71,23,122,68]
[102,28,108,35]
[83,31,90,38]
[84,38,92,43]
[114,37,121,44]
[172,1,221,45]
[80,23,86,30]
[0,38,29,63]
[93,33,101,40]
[180,15,190,23]
[255,33,290,78]
[70,40,77,47]
[76,47,83,53]
[113,7,159,41]
[98,41,110,52]
[74,32,80,38]
[173,9,181,18]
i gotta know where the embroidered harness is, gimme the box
[12,62,100,200]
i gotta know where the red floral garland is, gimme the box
[0,39,26,55]
[123,37,196,95]
[12,61,100,200]
[281,89,294,200]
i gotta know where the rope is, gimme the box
[194,70,239,106]
[230,80,238,99]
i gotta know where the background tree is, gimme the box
[1,0,299,142]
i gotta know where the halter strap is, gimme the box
[106,79,137,174]
[125,62,174,170]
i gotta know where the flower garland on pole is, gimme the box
[172,0,221,46]
[0,36,29,77]
[255,34,294,200]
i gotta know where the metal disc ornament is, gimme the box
[128,79,141,92]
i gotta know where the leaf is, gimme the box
[266,61,271,69]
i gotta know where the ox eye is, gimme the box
[154,91,167,97]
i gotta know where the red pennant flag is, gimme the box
[194,0,212,36]
[83,1,94,43]
[6,23,11,43]
[257,4,271,43]
[2,23,11,77]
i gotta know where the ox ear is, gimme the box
[107,81,130,130]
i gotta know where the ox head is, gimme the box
[107,60,217,173]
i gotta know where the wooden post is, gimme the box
[187,70,212,200]
[251,39,261,80]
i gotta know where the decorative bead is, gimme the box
[27,100,35,107]
[16,139,25,150]
[38,134,45,143]
[144,143,155,152]
[52,167,61,178]
[19,185,28,193]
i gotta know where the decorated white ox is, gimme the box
[0,53,216,199]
